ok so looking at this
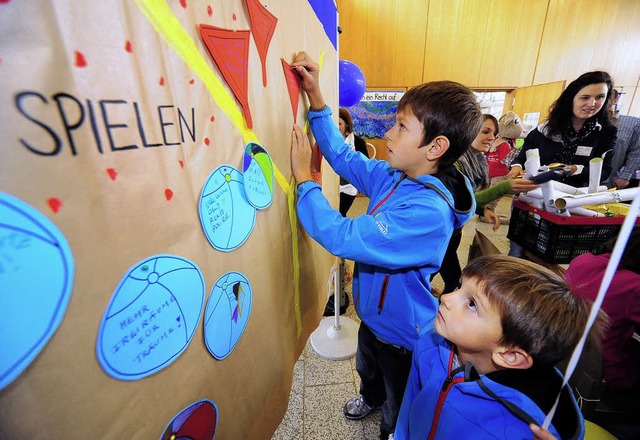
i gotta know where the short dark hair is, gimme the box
[546,71,615,138]
[339,107,354,135]
[462,255,601,367]
[398,81,482,169]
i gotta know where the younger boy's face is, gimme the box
[384,108,427,177]
[435,277,504,371]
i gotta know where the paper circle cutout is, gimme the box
[242,142,274,209]
[199,165,256,252]
[160,399,218,440]
[0,192,75,390]
[204,271,253,360]
[96,254,205,381]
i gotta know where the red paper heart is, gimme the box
[232,13,237,20]
[165,188,174,201]
[159,76,165,86]
[47,198,62,213]
[125,40,132,53]
[189,78,195,85]
[204,137,210,146]
[74,50,87,67]
[210,115,215,122]
[180,0,187,8]
[207,5,212,16]
[106,168,117,181]
[179,160,184,169]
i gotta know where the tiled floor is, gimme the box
[272,196,515,440]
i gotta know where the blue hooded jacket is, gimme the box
[395,333,585,439]
[296,106,476,349]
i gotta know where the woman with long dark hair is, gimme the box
[507,71,618,187]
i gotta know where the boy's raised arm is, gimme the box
[292,51,325,110]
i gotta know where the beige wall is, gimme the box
[337,0,640,116]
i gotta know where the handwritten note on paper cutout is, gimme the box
[204,271,253,360]
[96,255,204,381]
[199,25,253,128]
[242,142,274,210]
[246,0,278,87]
[160,399,218,440]
[0,192,75,390]
[199,165,256,252]
[281,58,301,123]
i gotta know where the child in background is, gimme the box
[290,51,481,439]
[395,255,596,440]
[565,226,640,392]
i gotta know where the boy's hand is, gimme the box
[482,209,501,231]
[529,423,558,440]
[508,177,539,193]
[292,51,325,109]
[507,166,523,179]
[291,124,313,183]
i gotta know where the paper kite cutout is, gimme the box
[281,58,301,123]
[0,192,75,391]
[199,165,256,252]
[199,25,253,128]
[96,254,205,381]
[242,142,274,209]
[160,399,218,440]
[245,0,278,87]
[204,271,253,360]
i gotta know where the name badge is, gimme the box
[575,146,592,156]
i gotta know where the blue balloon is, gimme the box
[339,60,366,107]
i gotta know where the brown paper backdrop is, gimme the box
[0,1,337,438]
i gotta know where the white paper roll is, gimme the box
[540,181,556,212]
[568,207,606,217]
[554,187,640,210]
[588,158,603,194]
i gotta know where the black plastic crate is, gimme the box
[507,200,637,264]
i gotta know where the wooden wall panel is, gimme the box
[478,0,548,87]
[392,0,429,87]
[601,0,640,87]
[510,80,565,124]
[535,0,611,84]
[423,0,490,86]
[338,0,640,117]
[336,0,369,70]
[363,1,398,87]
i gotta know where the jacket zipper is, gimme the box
[427,349,464,440]
[370,180,403,314]
[377,275,390,314]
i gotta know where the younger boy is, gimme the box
[290,52,482,439]
[395,255,594,440]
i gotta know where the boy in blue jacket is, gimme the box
[290,52,481,439]
[395,255,595,440]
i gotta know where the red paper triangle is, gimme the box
[281,58,301,123]
[245,0,278,87]
[199,25,253,128]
